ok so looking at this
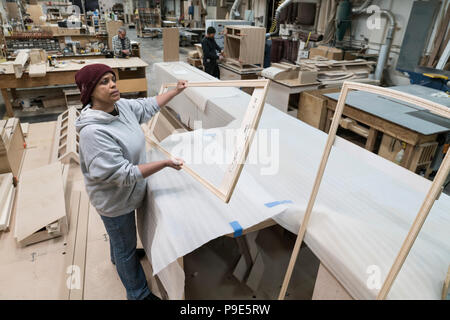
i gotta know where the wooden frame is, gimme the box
[279,82,450,300]
[146,80,269,203]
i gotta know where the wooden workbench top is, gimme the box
[0,57,148,75]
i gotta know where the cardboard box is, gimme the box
[310,45,343,60]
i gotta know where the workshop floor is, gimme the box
[183,226,320,300]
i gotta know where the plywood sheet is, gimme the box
[163,28,180,62]
[15,162,66,243]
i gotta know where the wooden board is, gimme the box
[146,79,269,203]
[20,123,29,137]
[29,63,47,78]
[68,191,90,300]
[13,50,29,79]
[279,81,450,300]
[14,162,67,246]
[163,28,180,62]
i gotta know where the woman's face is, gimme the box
[91,72,120,105]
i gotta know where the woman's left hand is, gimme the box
[175,80,188,94]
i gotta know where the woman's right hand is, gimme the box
[166,158,184,170]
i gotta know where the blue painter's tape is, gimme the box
[264,200,293,208]
[203,132,216,137]
[229,221,243,238]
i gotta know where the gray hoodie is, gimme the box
[75,97,160,217]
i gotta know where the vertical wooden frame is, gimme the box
[146,80,270,203]
[279,81,450,300]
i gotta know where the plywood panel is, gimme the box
[15,162,67,245]
[163,28,180,62]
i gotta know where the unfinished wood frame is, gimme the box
[279,81,450,300]
[146,80,269,203]
[51,107,80,164]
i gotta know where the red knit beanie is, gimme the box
[75,64,116,106]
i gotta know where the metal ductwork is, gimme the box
[230,0,242,19]
[374,10,396,81]
[352,0,372,14]
[266,0,294,38]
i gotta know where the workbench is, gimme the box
[0,57,148,117]
[298,85,450,177]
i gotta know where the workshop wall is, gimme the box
[348,0,449,85]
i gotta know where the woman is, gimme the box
[74,64,186,300]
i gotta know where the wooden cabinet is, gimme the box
[224,26,265,67]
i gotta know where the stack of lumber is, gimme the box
[297,56,375,84]
[0,172,15,231]
[0,118,26,179]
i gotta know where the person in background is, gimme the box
[112,27,132,58]
[201,26,224,78]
